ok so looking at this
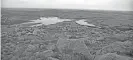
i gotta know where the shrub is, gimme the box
[95,53,131,60]
[96,41,133,58]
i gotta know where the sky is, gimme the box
[2,0,133,11]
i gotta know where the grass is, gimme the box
[1,8,133,60]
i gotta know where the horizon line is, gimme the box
[2,7,133,12]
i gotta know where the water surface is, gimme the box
[21,17,71,27]
[76,20,96,27]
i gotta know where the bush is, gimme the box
[95,53,131,60]
[96,41,133,58]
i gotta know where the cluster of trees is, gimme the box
[1,15,12,27]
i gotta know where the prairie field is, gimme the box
[1,8,133,60]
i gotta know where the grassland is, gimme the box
[1,8,133,60]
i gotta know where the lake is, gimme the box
[20,17,97,27]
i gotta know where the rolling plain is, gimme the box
[1,8,133,60]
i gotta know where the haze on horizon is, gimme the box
[1,0,133,11]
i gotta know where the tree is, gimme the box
[1,15,12,27]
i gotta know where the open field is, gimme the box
[1,8,133,60]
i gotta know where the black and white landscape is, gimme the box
[1,0,133,60]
